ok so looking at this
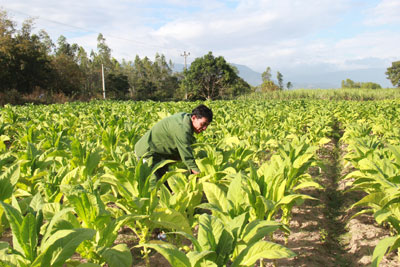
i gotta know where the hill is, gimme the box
[172,63,392,89]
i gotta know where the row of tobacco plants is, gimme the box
[333,100,400,266]
[1,98,399,266]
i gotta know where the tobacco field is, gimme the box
[1,98,400,266]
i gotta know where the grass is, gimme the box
[240,88,400,101]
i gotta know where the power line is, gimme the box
[3,7,170,50]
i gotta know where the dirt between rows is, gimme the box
[1,141,398,267]
[130,140,399,266]
[262,190,397,267]
[261,141,398,267]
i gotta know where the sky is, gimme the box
[1,0,400,86]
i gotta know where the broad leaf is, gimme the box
[150,207,191,234]
[232,241,295,267]
[101,244,132,267]
[371,236,398,267]
[141,242,191,267]
[36,228,96,267]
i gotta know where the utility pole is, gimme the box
[101,64,106,99]
[181,51,190,100]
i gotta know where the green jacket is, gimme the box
[134,112,200,172]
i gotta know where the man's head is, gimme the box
[191,104,213,134]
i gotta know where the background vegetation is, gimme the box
[1,9,400,106]
[0,10,252,105]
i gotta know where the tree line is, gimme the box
[259,66,292,92]
[341,79,382,89]
[0,10,252,104]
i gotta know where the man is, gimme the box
[134,104,213,179]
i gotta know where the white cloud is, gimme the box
[0,0,399,78]
[364,0,400,26]
[154,0,349,48]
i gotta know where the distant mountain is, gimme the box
[231,64,262,86]
[283,68,392,89]
[172,63,392,89]
[172,62,263,86]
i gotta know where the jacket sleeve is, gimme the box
[173,130,200,173]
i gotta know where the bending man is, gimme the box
[134,104,213,179]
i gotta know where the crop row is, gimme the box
[1,99,400,266]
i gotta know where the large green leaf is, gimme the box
[35,228,96,267]
[41,207,77,244]
[0,135,10,152]
[196,158,216,176]
[187,251,215,267]
[276,194,315,207]
[101,244,132,267]
[150,207,191,234]
[227,174,246,215]
[67,193,97,229]
[0,201,24,255]
[227,213,248,240]
[350,192,385,210]
[241,220,282,245]
[0,177,13,202]
[293,181,323,191]
[85,148,102,177]
[141,242,191,267]
[371,236,398,267]
[0,241,26,267]
[97,216,131,248]
[198,214,223,252]
[20,212,38,262]
[374,209,392,224]
[202,182,228,213]
[215,229,233,266]
[0,164,19,201]
[293,153,313,169]
[231,241,295,267]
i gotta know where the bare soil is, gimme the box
[1,132,399,266]
[260,137,399,267]
[0,229,12,244]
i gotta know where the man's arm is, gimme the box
[173,132,200,173]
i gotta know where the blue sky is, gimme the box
[1,0,399,86]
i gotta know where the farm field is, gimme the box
[1,97,400,266]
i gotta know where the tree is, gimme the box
[341,78,360,88]
[95,33,112,68]
[127,54,179,100]
[260,80,279,92]
[50,36,83,96]
[184,52,246,100]
[286,81,293,90]
[259,66,279,92]
[341,79,381,89]
[223,76,251,98]
[76,46,97,98]
[262,67,272,82]
[106,73,130,99]
[277,71,283,90]
[386,61,400,88]
[51,54,83,96]
[361,82,381,89]
[56,35,78,58]
[0,13,53,94]
[0,9,15,93]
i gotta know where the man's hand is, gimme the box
[191,169,200,175]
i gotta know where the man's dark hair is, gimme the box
[192,104,213,123]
